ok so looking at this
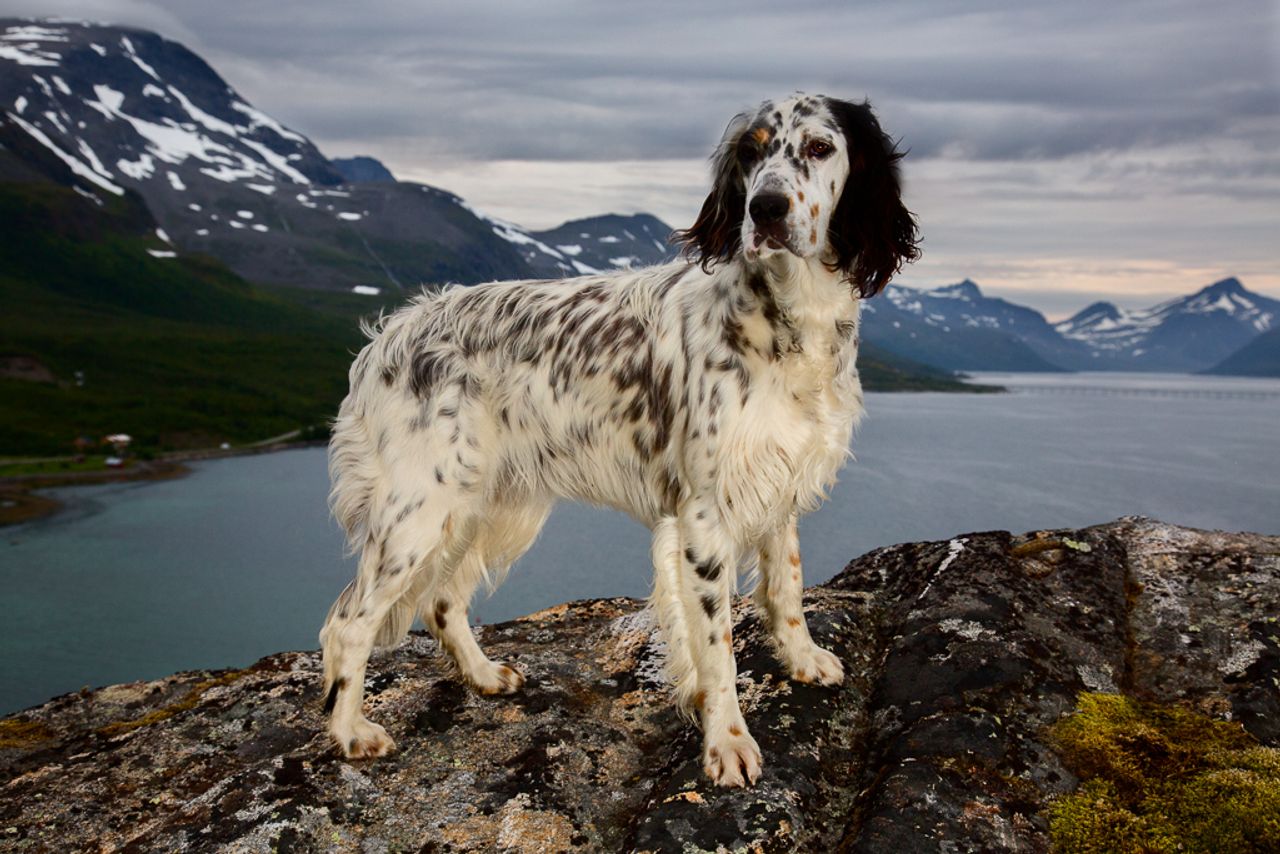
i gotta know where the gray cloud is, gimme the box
[8,0,1275,166]
[3,0,1276,309]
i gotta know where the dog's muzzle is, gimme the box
[747,192,791,254]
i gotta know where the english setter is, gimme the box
[320,93,919,787]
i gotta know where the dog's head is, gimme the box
[677,94,920,298]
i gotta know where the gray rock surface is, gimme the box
[2,518,1277,852]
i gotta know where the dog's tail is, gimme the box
[650,517,699,717]
[328,403,379,554]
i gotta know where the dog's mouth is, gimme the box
[746,229,792,260]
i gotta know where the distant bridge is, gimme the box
[1006,385,1280,401]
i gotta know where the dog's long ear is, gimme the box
[675,111,751,270]
[824,98,921,298]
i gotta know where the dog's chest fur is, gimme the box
[691,272,864,539]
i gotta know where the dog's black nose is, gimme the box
[748,193,790,226]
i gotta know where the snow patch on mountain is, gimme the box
[0,40,60,66]
[6,109,123,194]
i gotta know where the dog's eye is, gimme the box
[736,137,760,166]
[805,139,834,160]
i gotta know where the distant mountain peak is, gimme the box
[1066,301,1122,323]
[1200,276,1245,295]
[331,156,396,183]
[1170,276,1270,320]
[930,279,982,300]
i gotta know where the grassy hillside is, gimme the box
[0,176,363,455]
[858,343,998,392]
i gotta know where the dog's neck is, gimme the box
[739,252,861,361]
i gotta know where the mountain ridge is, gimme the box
[4,18,1276,378]
[0,18,673,293]
[869,277,1279,376]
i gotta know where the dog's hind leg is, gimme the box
[752,514,843,686]
[422,501,551,694]
[319,496,458,759]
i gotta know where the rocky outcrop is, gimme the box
[2,518,1277,852]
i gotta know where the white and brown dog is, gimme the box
[320,93,919,787]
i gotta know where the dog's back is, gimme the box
[331,267,693,542]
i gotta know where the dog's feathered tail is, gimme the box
[328,403,378,555]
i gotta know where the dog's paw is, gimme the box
[789,644,845,686]
[473,661,525,696]
[332,716,395,760]
[703,726,762,788]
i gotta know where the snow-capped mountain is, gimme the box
[451,202,677,280]
[0,19,673,292]
[0,22,343,188]
[1054,278,1279,371]
[861,277,1279,375]
[861,279,1073,372]
[523,213,677,277]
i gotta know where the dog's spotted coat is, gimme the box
[320,93,919,786]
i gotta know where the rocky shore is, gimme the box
[0,439,325,526]
[1,517,1276,852]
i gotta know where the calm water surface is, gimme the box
[3,372,1278,713]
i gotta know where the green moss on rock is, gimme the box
[1049,693,1280,853]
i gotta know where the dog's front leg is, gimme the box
[679,500,762,787]
[753,514,844,685]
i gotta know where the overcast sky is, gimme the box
[6,0,1278,315]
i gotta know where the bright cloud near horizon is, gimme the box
[5,0,1278,317]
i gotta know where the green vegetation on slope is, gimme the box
[858,342,999,392]
[0,179,364,455]
[1049,692,1280,853]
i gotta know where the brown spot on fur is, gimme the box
[796,668,809,682]
[752,127,771,144]
[787,617,802,628]
[809,203,819,218]
[797,190,805,202]
[729,723,743,736]
[722,629,731,644]
[694,690,707,711]
[809,227,817,244]
[789,552,801,567]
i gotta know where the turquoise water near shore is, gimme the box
[4,372,1279,714]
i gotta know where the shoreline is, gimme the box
[0,439,326,527]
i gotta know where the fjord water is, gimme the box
[4,372,1279,714]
